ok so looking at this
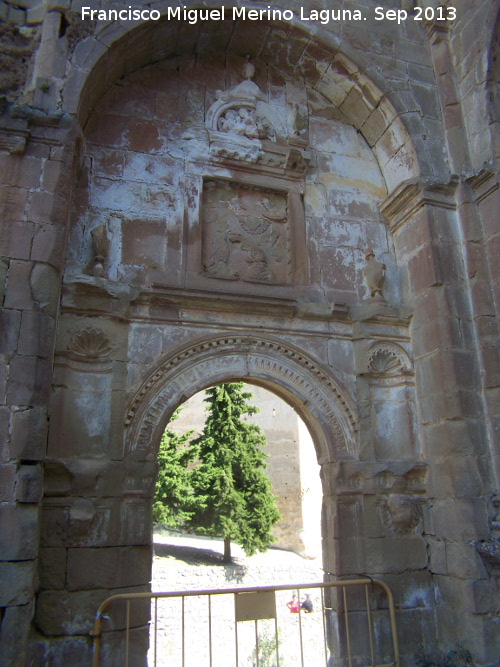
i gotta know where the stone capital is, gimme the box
[380,178,459,233]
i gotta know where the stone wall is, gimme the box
[0,1,499,665]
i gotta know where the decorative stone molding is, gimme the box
[362,248,386,301]
[125,336,358,464]
[67,327,112,372]
[477,495,500,575]
[334,462,427,496]
[466,168,499,204]
[204,58,310,176]
[378,494,423,534]
[88,223,110,278]
[366,341,412,376]
[380,178,458,233]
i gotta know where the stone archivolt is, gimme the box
[125,336,358,464]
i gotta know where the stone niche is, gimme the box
[201,179,291,285]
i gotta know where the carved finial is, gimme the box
[362,248,386,301]
[89,224,110,278]
[242,55,255,80]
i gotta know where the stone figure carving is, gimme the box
[217,106,270,139]
[89,224,110,278]
[362,248,386,301]
[379,495,422,534]
[202,180,290,284]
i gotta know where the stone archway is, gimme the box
[124,335,358,466]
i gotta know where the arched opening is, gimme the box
[149,381,324,664]
[156,382,322,557]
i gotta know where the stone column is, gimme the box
[0,112,79,663]
[381,180,497,663]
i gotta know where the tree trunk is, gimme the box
[223,536,231,562]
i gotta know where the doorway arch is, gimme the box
[125,334,358,467]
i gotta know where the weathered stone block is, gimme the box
[17,310,54,358]
[0,503,39,560]
[38,546,67,590]
[66,545,152,590]
[6,356,51,406]
[15,463,43,503]
[3,260,34,310]
[0,463,16,501]
[0,601,32,667]
[428,539,448,575]
[30,223,65,267]
[0,154,41,189]
[29,262,60,316]
[364,535,428,573]
[407,244,442,294]
[0,220,34,260]
[27,635,93,667]
[0,308,20,355]
[445,542,488,580]
[469,578,499,614]
[35,586,150,635]
[0,185,28,220]
[10,405,47,460]
[0,561,36,605]
[26,190,68,226]
[432,499,489,542]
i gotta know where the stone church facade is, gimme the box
[0,0,500,664]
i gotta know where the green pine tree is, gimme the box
[152,408,196,528]
[186,383,281,562]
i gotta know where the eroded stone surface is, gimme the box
[0,2,499,665]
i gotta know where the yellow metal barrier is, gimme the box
[92,579,399,667]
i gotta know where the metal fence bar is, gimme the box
[208,594,212,667]
[365,583,374,665]
[125,599,130,667]
[342,586,352,667]
[182,596,185,667]
[254,619,259,667]
[234,595,239,667]
[274,613,280,667]
[154,597,158,667]
[92,579,399,667]
[297,588,304,667]
[321,587,328,667]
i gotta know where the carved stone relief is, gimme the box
[367,341,413,376]
[362,248,386,301]
[379,494,423,534]
[125,336,358,464]
[88,223,110,278]
[202,180,291,284]
[66,326,112,372]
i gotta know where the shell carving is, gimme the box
[69,328,111,359]
[369,350,402,374]
[367,342,412,376]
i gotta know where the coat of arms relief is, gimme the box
[200,58,307,287]
[202,180,291,284]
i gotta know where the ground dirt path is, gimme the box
[149,532,326,667]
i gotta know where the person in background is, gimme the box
[301,594,313,613]
[287,594,299,613]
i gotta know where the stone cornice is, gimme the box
[380,178,459,233]
[466,167,499,204]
